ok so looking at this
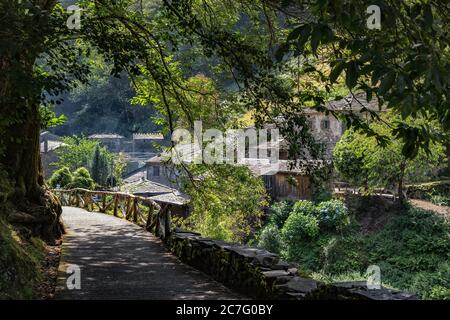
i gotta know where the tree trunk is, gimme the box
[0,7,63,242]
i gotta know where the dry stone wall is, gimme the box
[164,230,418,300]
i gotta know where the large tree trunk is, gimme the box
[0,2,63,242]
[0,100,63,242]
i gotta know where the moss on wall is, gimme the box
[0,218,46,299]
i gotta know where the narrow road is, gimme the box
[410,199,450,217]
[55,207,242,300]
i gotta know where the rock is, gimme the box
[271,261,290,270]
[262,270,290,278]
[287,267,298,275]
[277,277,318,294]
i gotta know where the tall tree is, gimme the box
[90,143,110,186]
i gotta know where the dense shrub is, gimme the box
[291,200,317,216]
[47,167,72,188]
[257,224,283,254]
[281,211,319,244]
[67,167,95,190]
[268,200,294,228]
[429,192,450,206]
[269,197,450,299]
[315,200,350,230]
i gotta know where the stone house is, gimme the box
[40,131,66,178]
[88,133,125,152]
[132,133,165,152]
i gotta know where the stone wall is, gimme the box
[164,230,418,300]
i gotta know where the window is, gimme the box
[147,165,160,177]
[153,165,160,177]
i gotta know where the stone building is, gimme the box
[40,131,66,178]
[88,133,125,152]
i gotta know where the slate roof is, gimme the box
[149,192,190,206]
[120,179,175,195]
[40,140,66,153]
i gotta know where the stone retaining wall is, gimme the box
[164,230,418,300]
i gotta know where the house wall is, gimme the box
[263,173,312,201]
[96,138,123,152]
[307,113,346,158]
[146,163,179,189]
[41,150,59,178]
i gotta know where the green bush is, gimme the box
[66,167,95,190]
[429,193,450,206]
[257,224,283,254]
[292,200,317,216]
[281,211,319,244]
[268,200,294,228]
[315,200,350,230]
[47,167,72,188]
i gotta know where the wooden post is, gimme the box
[113,194,119,217]
[101,194,106,212]
[125,196,132,220]
[133,198,138,223]
[145,204,154,231]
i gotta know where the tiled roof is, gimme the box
[149,192,190,206]
[120,179,175,195]
[40,140,66,153]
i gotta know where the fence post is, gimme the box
[113,194,118,217]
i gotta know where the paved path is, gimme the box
[55,207,242,300]
[410,199,450,217]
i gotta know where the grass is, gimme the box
[0,218,46,299]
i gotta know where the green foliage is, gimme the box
[256,224,283,254]
[54,136,124,187]
[334,112,446,195]
[0,219,45,299]
[90,144,110,186]
[429,194,450,207]
[182,164,267,243]
[268,200,294,229]
[281,211,320,244]
[39,105,66,130]
[283,204,450,299]
[291,200,317,217]
[67,167,95,190]
[113,152,128,186]
[55,136,102,172]
[276,0,450,158]
[255,195,449,299]
[365,208,450,299]
[316,200,350,230]
[47,167,72,188]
